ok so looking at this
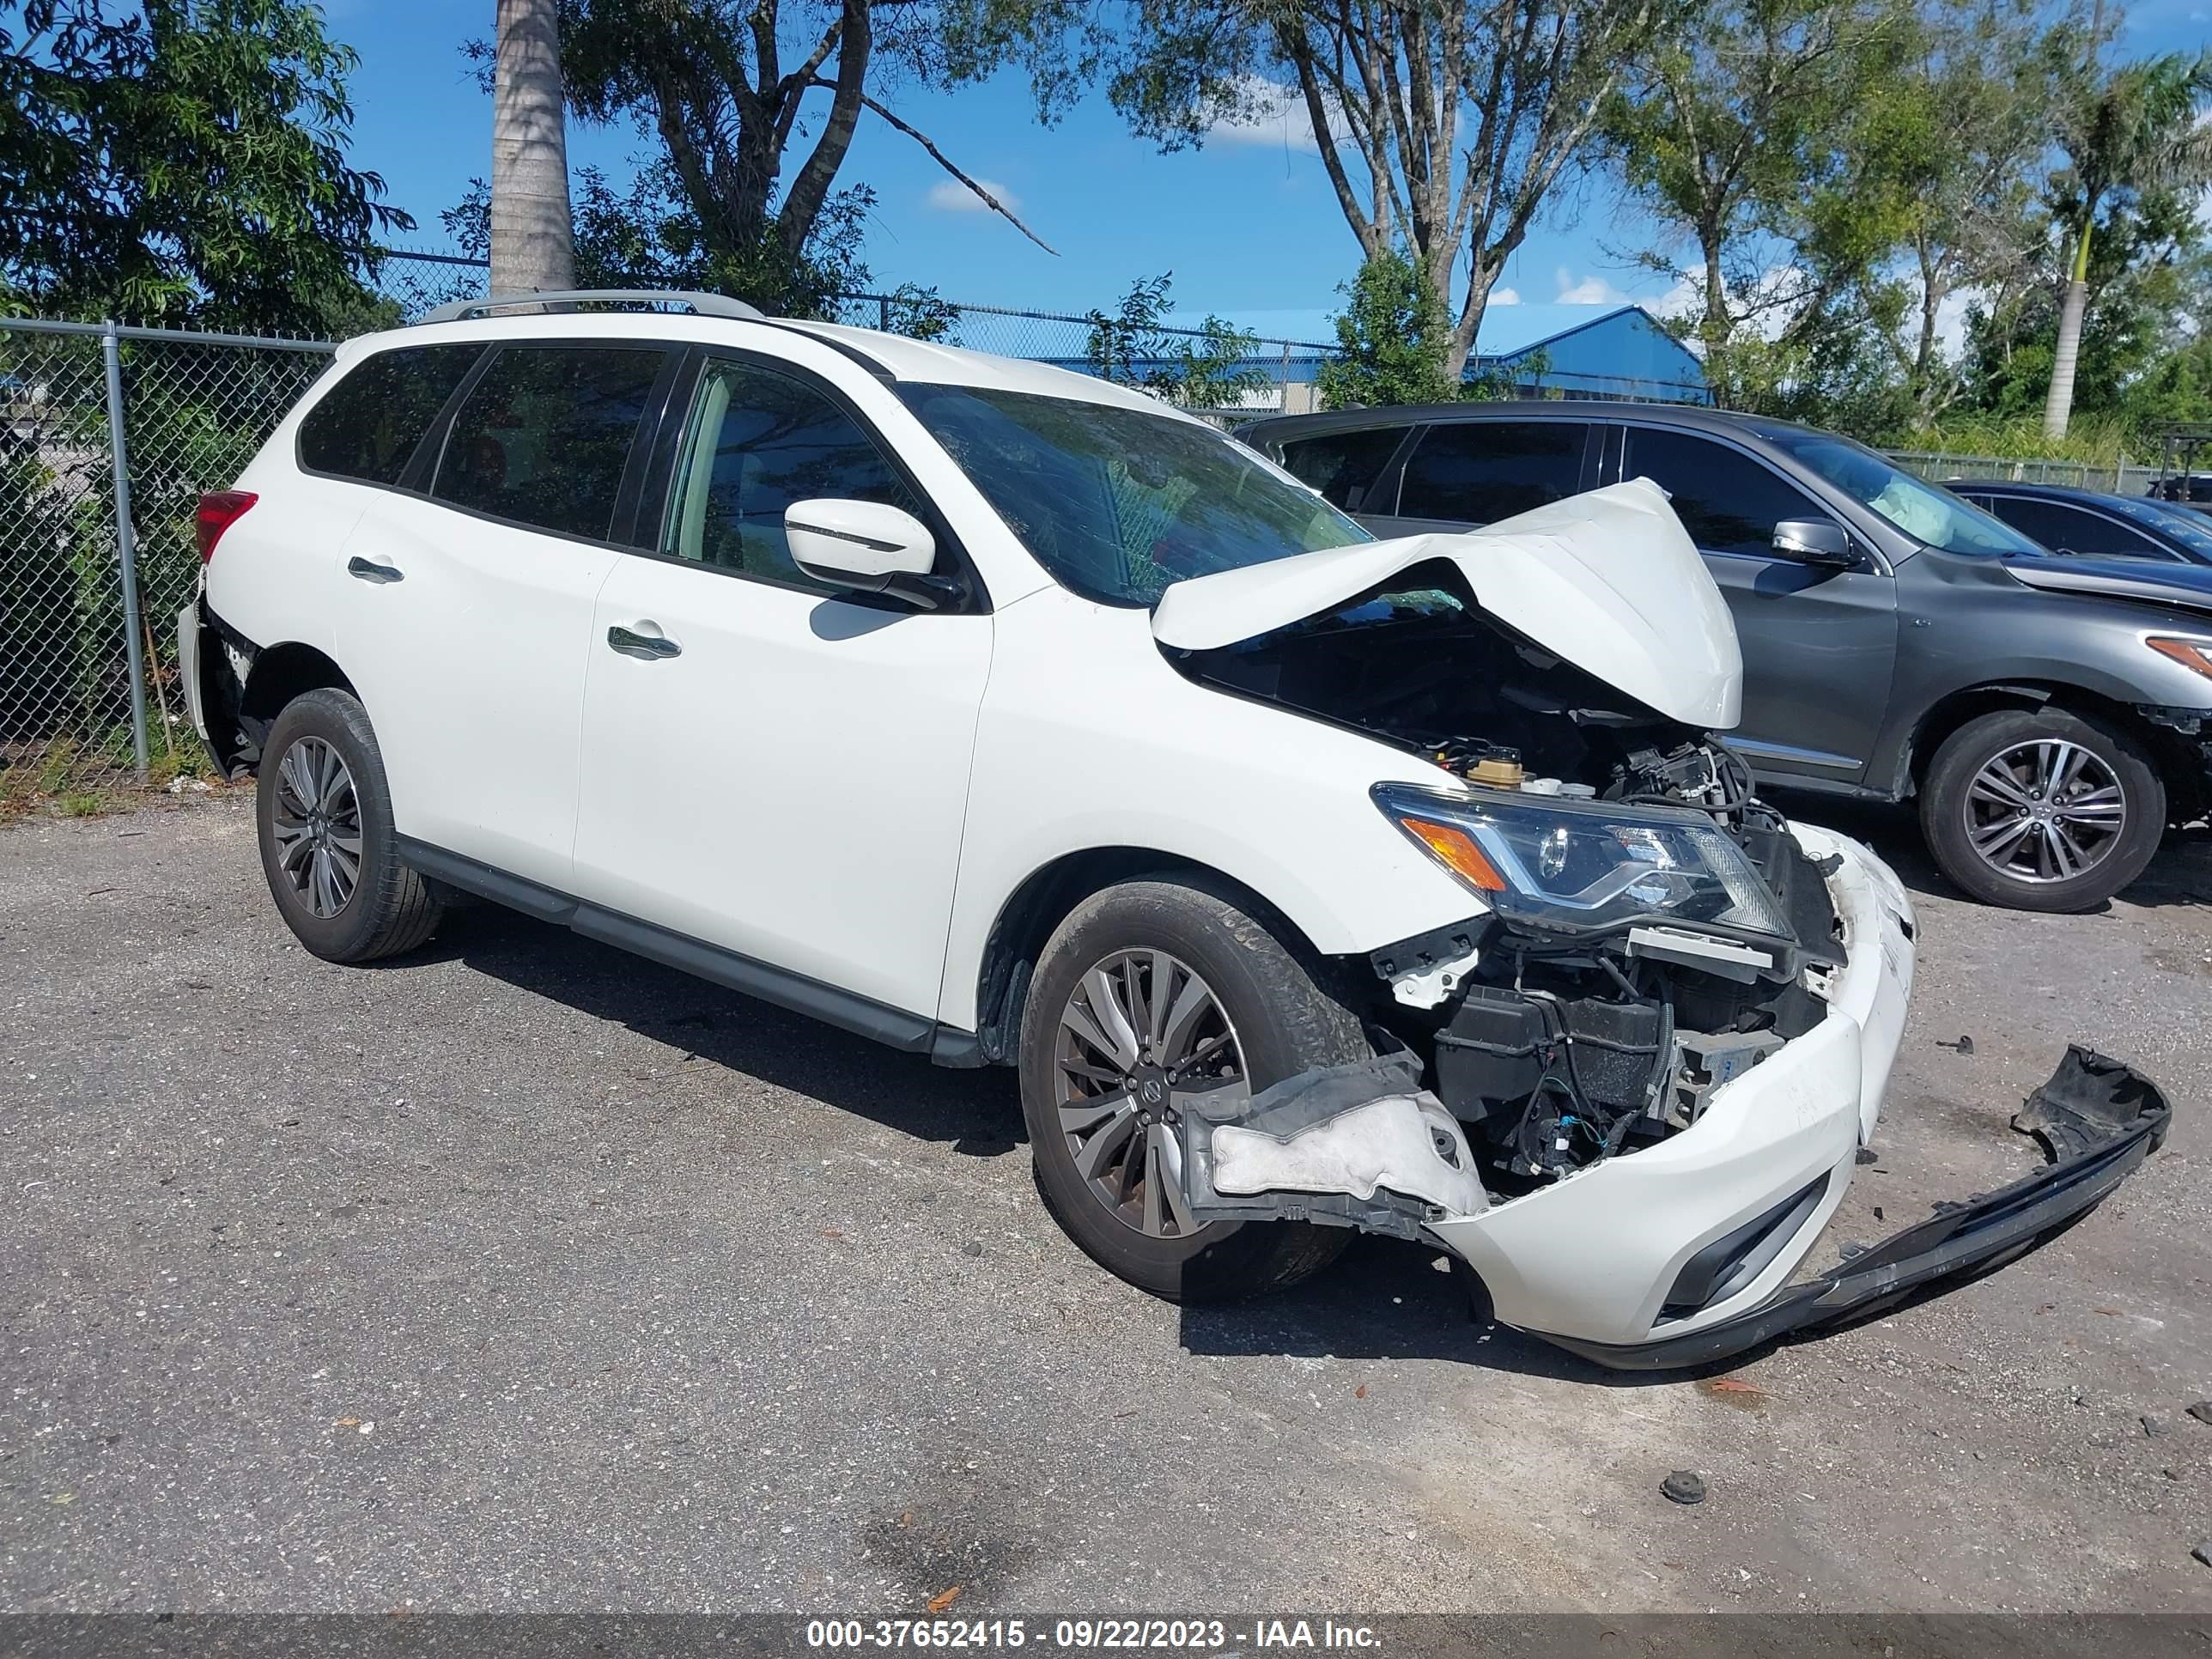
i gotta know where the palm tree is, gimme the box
[489,0,575,295]
[2041,50,2212,438]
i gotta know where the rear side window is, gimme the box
[296,344,483,485]
[1277,426,1410,510]
[1397,421,1590,524]
[1624,427,1818,558]
[432,344,671,542]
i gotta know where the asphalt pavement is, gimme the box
[3,794,2209,1613]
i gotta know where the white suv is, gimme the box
[180,292,2167,1368]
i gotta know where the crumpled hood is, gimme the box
[2002,553,2212,617]
[1152,478,1742,728]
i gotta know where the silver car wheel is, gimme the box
[1053,949,1248,1239]
[270,735,363,918]
[1961,738,2126,885]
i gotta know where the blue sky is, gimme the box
[329,0,2210,340]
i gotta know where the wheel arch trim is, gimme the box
[961,847,1341,1068]
[1893,680,2172,798]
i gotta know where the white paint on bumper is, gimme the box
[1425,826,1917,1350]
[176,601,209,745]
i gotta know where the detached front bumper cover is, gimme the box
[1541,1046,2172,1370]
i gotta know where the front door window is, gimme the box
[664,360,924,592]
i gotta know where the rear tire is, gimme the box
[255,688,442,962]
[1920,707,2164,913]
[1018,875,1369,1303]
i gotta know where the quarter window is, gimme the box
[1396,421,1590,524]
[297,343,484,485]
[432,344,671,542]
[1278,427,1412,510]
[1623,428,1820,559]
[661,359,921,592]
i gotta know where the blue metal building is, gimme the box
[1466,304,1707,404]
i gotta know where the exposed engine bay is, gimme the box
[1146,497,2162,1367]
[1170,563,1856,1201]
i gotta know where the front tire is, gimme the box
[1018,876,1370,1302]
[255,688,442,962]
[1920,707,2164,913]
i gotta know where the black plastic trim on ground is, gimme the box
[1538,1048,2172,1370]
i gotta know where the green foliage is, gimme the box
[874,284,963,341]
[1316,252,1462,409]
[1599,0,1923,405]
[0,0,407,331]
[1596,2,2212,450]
[1036,0,1654,383]
[2047,49,2212,258]
[1083,273,1268,409]
[1960,194,2205,428]
[463,1,1050,321]
[1888,410,2137,465]
[2037,45,2212,432]
[1838,0,2059,421]
[437,163,874,322]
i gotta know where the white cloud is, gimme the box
[1555,267,1633,307]
[1205,74,1345,153]
[927,178,1019,215]
[1931,287,1977,358]
[1649,275,1701,321]
[1489,286,1521,306]
[1644,264,1805,343]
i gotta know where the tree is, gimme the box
[1083,273,1268,409]
[490,0,575,295]
[1063,0,1656,380]
[2040,48,2212,436]
[0,0,408,331]
[1850,0,2063,423]
[1316,248,1460,408]
[437,167,964,335]
[1961,186,2203,430]
[474,0,1055,318]
[1597,0,1914,409]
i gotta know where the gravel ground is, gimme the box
[3,793,2209,1614]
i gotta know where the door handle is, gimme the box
[607,623,682,660]
[346,556,404,584]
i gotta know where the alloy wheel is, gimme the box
[1052,950,1248,1239]
[1961,738,2126,885]
[270,735,363,918]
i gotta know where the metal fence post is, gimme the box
[101,320,151,782]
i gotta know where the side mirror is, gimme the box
[787,499,962,609]
[1771,518,1859,568]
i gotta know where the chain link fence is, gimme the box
[0,319,332,811]
[830,293,1333,421]
[1887,449,2160,498]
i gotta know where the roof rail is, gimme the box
[420,289,769,325]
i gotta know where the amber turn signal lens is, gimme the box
[1401,817,1507,891]
[2147,637,2212,680]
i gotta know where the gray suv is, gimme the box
[1240,402,2212,912]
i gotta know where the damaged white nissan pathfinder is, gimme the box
[179,291,2172,1368]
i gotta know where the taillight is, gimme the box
[195,490,258,563]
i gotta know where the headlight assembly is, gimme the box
[1373,781,1792,942]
